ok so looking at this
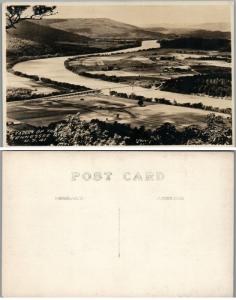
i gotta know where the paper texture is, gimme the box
[2,151,234,296]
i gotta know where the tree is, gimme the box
[138,99,144,107]
[6,5,57,29]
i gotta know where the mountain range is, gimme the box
[6,18,231,59]
[28,17,164,39]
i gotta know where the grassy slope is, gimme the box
[7,18,155,60]
[36,18,163,39]
[7,20,92,57]
[7,19,90,44]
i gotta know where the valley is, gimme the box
[5,12,233,145]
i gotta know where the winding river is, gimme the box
[12,40,231,109]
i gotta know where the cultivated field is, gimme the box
[7,94,229,130]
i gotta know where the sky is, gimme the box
[48,2,232,28]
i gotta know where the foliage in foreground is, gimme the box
[7,113,232,146]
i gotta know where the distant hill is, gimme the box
[37,18,163,39]
[145,27,177,34]
[145,22,230,32]
[146,27,231,39]
[7,18,167,60]
[192,22,230,32]
[7,19,92,58]
[7,19,90,44]
[7,21,90,46]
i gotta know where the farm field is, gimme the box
[12,50,232,109]
[67,46,231,101]
[7,94,228,129]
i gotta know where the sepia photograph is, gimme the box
[3,1,233,146]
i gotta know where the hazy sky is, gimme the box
[49,3,232,27]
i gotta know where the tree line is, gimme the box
[161,73,231,98]
[160,37,231,51]
[110,91,231,114]
[7,112,232,146]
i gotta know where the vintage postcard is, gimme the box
[2,151,234,296]
[2,1,234,146]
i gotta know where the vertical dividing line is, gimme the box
[234,151,236,297]
[0,152,2,296]
[118,207,120,258]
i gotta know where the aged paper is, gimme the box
[2,151,234,296]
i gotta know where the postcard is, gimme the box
[2,151,234,296]
[2,1,234,146]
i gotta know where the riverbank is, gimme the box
[7,39,142,96]
[11,40,231,110]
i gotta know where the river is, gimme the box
[12,40,231,109]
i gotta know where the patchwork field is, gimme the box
[69,47,231,77]
[7,94,228,130]
[67,47,232,99]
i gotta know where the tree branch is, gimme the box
[6,5,57,29]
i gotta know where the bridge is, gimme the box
[17,84,134,102]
